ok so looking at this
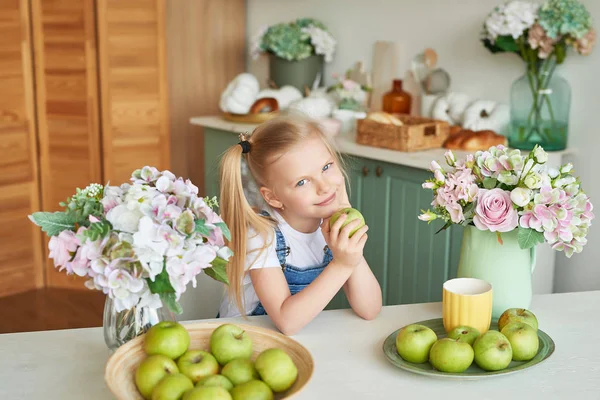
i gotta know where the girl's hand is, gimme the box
[321,214,369,269]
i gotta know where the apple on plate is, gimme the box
[429,338,474,373]
[473,330,513,371]
[501,322,540,361]
[255,348,298,392]
[151,373,194,400]
[329,208,365,238]
[183,386,232,400]
[230,380,273,400]
[144,321,190,360]
[195,374,234,391]
[177,350,220,383]
[446,325,480,346]
[210,324,253,365]
[498,308,539,331]
[221,358,259,386]
[395,324,438,363]
[135,355,179,400]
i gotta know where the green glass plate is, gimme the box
[383,318,555,379]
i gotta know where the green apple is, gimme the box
[210,324,253,365]
[221,358,259,386]
[501,322,540,361]
[428,338,474,373]
[330,207,365,237]
[447,325,481,346]
[151,373,194,400]
[473,330,513,371]
[395,324,438,363]
[144,321,190,360]
[183,386,232,400]
[196,374,234,391]
[230,380,273,400]
[255,348,298,392]
[177,350,219,383]
[498,308,539,331]
[135,355,179,399]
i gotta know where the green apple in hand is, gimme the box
[135,355,179,399]
[230,380,273,400]
[429,338,474,373]
[144,321,190,360]
[151,373,194,400]
[330,207,365,237]
[501,322,539,361]
[447,325,481,346]
[183,386,232,400]
[395,324,437,363]
[255,348,298,392]
[196,374,234,391]
[473,330,513,371]
[221,358,259,386]
[498,308,539,331]
[177,350,219,383]
[210,324,253,365]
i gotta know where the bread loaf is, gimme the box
[443,129,507,151]
[366,111,403,126]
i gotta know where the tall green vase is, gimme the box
[269,54,324,92]
[456,225,537,318]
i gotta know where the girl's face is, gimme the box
[261,134,345,228]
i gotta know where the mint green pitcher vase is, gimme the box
[456,226,537,318]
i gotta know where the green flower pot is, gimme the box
[456,225,537,318]
[269,54,324,92]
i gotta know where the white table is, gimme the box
[1,291,599,399]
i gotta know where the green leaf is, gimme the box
[28,212,78,237]
[555,44,566,64]
[160,292,183,315]
[215,222,231,241]
[147,268,175,294]
[495,35,519,52]
[204,257,229,285]
[435,221,452,235]
[82,220,112,242]
[483,178,498,190]
[517,228,545,249]
[194,219,211,236]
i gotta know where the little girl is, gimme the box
[217,115,382,335]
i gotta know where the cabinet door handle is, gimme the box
[362,166,369,177]
[376,166,383,177]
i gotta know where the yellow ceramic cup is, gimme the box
[442,278,493,335]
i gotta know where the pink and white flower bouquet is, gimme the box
[419,145,594,257]
[29,167,232,314]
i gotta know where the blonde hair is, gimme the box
[219,114,346,315]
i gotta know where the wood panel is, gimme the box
[97,0,170,184]
[166,0,246,190]
[0,0,44,296]
[30,0,102,289]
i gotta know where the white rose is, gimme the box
[560,163,573,174]
[524,172,543,189]
[510,187,533,207]
[533,146,548,163]
[548,167,560,178]
[106,204,143,233]
[555,176,576,188]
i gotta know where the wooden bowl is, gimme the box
[105,322,314,400]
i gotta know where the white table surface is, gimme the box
[1,291,599,399]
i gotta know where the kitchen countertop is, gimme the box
[190,115,570,171]
[1,291,598,399]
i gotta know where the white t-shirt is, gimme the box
[218,211,328,318]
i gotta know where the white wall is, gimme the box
[247,0,600,293]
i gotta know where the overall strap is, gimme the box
[274,229,289,266]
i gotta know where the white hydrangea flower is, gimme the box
[485,1,539,41]
[302,26,336,62]
[106,204,144,233]
[250,25,269,60]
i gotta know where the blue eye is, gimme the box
[323,162,333,172]
[296,179,307,187]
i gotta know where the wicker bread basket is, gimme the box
[105,322,314,400]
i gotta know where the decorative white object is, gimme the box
[256,85,303,109]
[431,92,471,125]
[219,73,260,114]
[332,109,367,134]
[462,100,510,132]
[420,93,441,118]
[288,88,335,119]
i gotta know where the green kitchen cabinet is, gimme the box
[203,127,463,310]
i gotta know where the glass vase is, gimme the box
[509,58,571,151]
[103,296,176,352]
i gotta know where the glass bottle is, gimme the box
[382,79,412,114]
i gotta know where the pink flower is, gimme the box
[342,79,359,91]
[64,247,90,277]
[473,189,518,232]
[48,230,80,269]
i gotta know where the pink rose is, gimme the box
[48,230,80,268]
[473,189,518,232]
